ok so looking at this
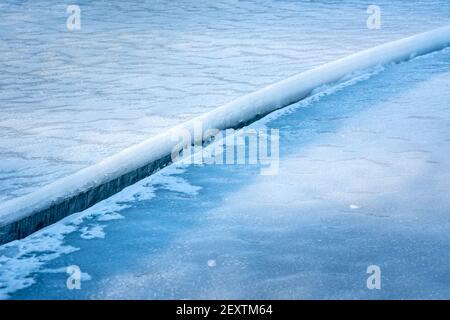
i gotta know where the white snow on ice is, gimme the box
[2,0,450,202]
[2,25,450,227]
[0,165,199,299]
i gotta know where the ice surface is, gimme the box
[1,45,450,299]
[1,0,450,202]
[0,165,193,299]
[2,23,450,229]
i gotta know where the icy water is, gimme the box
[1,0,450,201]
[1,1,450,299]
[1,44,450,299]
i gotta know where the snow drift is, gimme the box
[1,25,450,244]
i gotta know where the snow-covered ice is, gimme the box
[1,45,450,299]
[1,0,450,300]
[1,0,450,202]
[3,25,450,231]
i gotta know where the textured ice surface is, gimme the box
[0,165,195,299]
[1,0,450,201]
[1,45,449,299]
[4,24,450,226]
